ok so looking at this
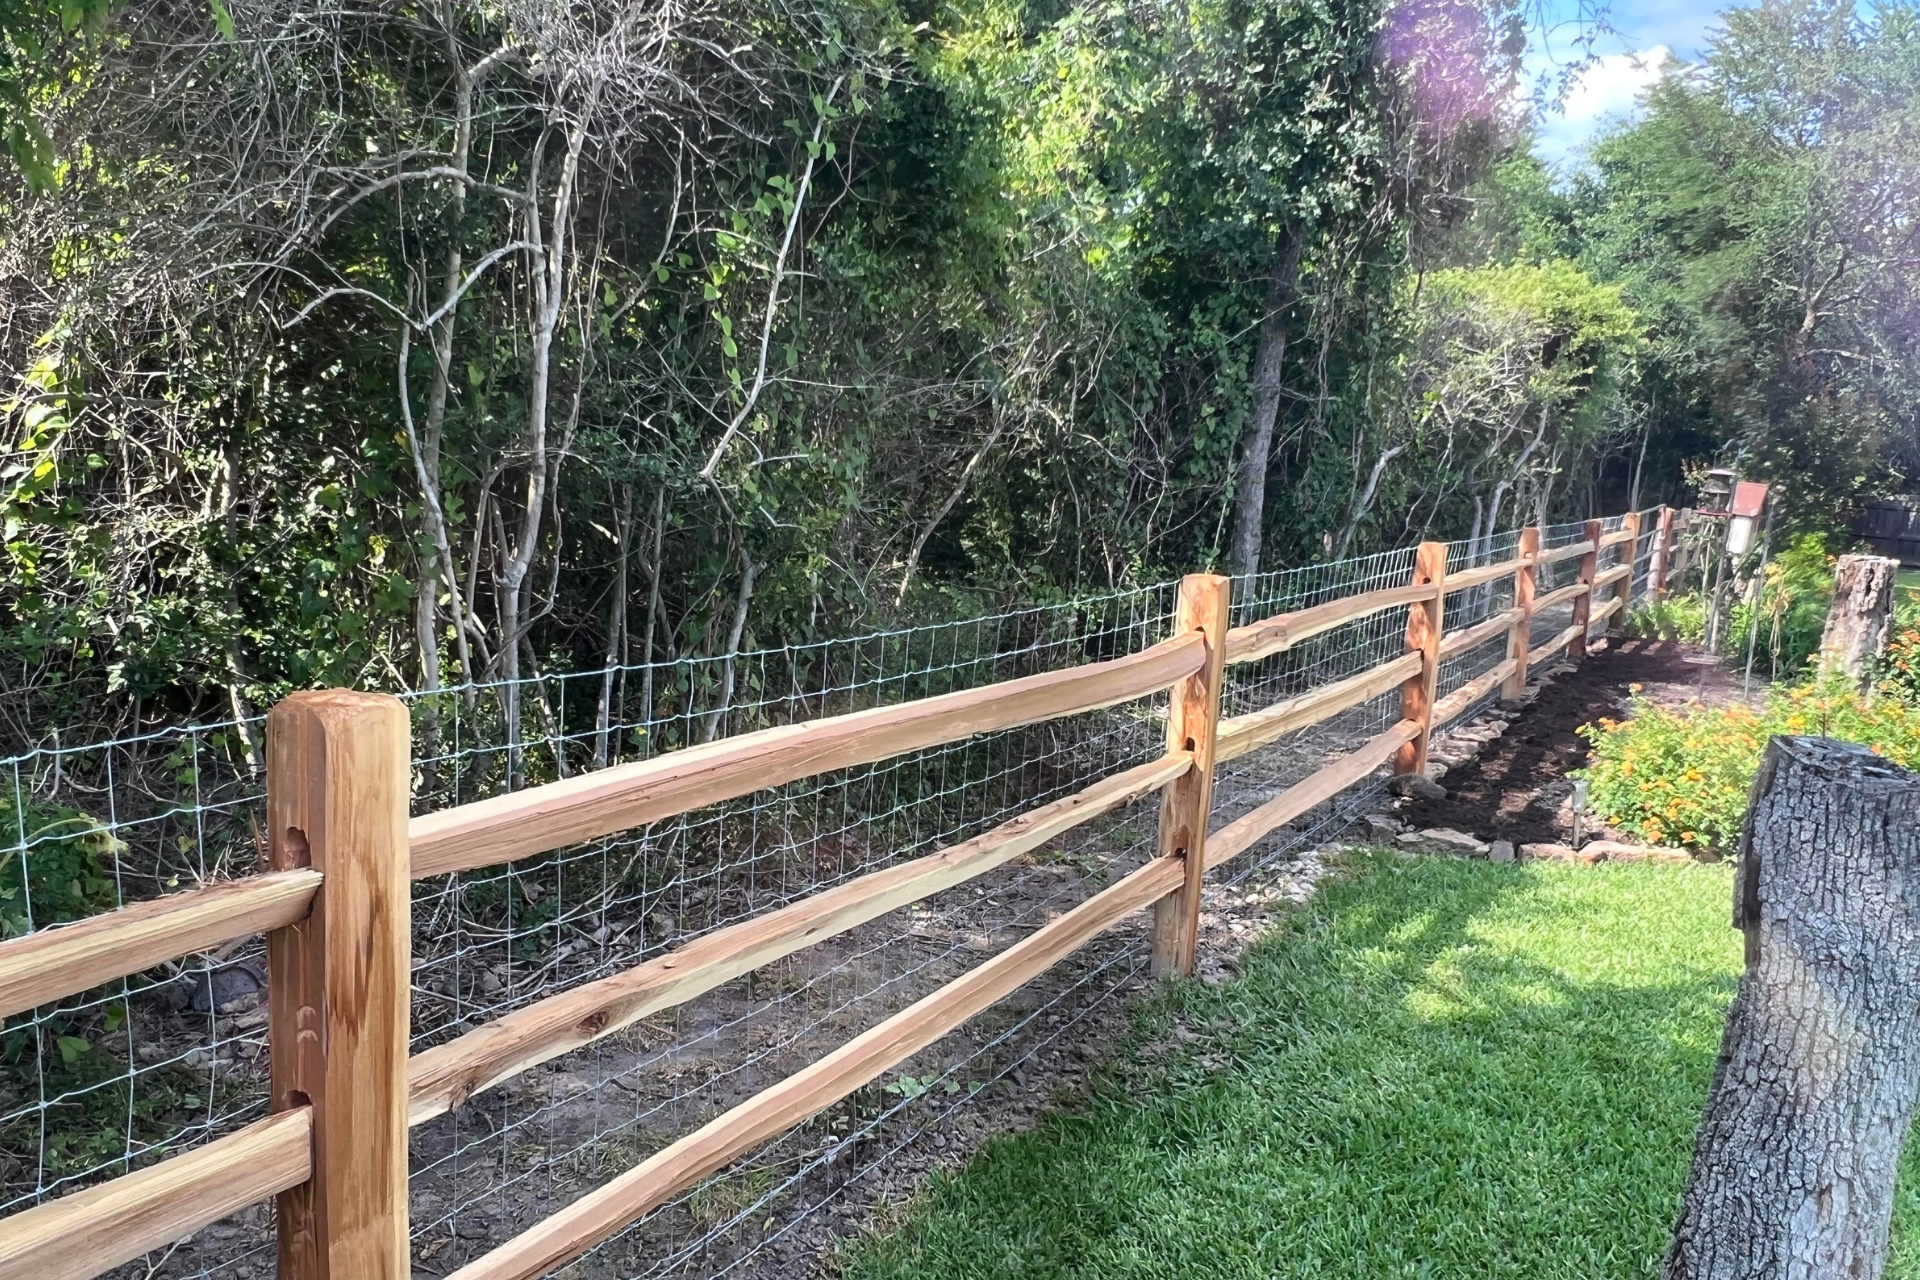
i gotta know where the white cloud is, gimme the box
[1532,47,1674,169]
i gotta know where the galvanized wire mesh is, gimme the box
[3,514,1673,1280]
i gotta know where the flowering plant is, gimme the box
[1578,681,1920,853]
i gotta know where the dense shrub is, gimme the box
[1883,625,1920,704]
[1579,682,1920,853]
[0,794,120,937]
[1625,595,1707,643]
[1627,534,1836,679]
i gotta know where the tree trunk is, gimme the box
[1819,555,1899,689]
[1227,231,1302,579]
[1665,736,1920,1280]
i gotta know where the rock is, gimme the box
[172,960,267,1014]
[1423,761,1449,782]
[1520,841,1604,864]
[1582,840,1694,865]
[1488,839,1515,863]
[1387,773,1447,801]
[1395,828,1490,858]
[1361,812,1407,839]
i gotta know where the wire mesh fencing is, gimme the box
[2,513,1674,1280]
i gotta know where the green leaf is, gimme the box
[208,0,235,42]
[56,1035,90,1064]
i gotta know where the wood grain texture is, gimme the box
[1652,506,1676,600]
[411,632,1205,878]
[1537,539,1596,565]
[1611,511,1642,628]
[443,855,1186,1280]
[1431,659,1517,730]
[1441,557,1526,592]
[1530,622,1583,670]
[1569,519,1603,660]
[0,1107,312,1280]
[0,869,321,1021]
[1213,652,1422,764]
[1599,528,1637,548]
[1150,575,1230,978]
[1394,542,1447,776]
[266,692,411,1280]
[1505,527,1541,699]
[1592,563,1632,588]
[1222,582,1439,666]
[1206,720,1421,871]
[1588,596,1625,628]
[1532,580,1591,613]
[1436,608,1523,660]
[406,752,1190,1125]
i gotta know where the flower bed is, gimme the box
[1578,683,1920,853]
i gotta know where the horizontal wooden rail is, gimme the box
[1532,580,1590,613]
[0,870,323,1020]
[0,1107,313,1280]
[1431,659,1518,730]
[1205,720,1421,870]
[1593,564,1632,588]
[1436,607,1522,659]
[1588,596,1626,627]
[1530,622,1583,670]
[1223,583,1436,666]
[1441,556,1527,592]
[406,752,1189,1125]
[1537,539,1595,565]
[445,854,1184,1280]
[411,632,1205,878]
[1214,653,1421,764]
[1600,528,1636,548]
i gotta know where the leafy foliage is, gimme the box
[1579,682,1920,853]
[0,789,119,937]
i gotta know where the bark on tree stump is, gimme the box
[1665,736,1920,1280]
[1818,555,1899,689]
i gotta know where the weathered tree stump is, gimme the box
[1665,737,1920,1280]
[1818,554,1899,689]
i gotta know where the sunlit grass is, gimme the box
[839,851,1920,1279]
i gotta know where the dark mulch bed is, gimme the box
[1401,639,1746,845]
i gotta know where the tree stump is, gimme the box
[1818,554,1899,688]
[1665,737,1920,1280]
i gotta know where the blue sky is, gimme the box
[1527,0,1728,169]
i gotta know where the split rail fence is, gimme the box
[0,506,1688,1280]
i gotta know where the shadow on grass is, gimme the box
[837,850,1744,1280]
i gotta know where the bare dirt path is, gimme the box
[1404,638,1747,846]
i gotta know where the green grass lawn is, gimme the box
[840,850,1920,1280]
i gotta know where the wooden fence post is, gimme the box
[1651,505,1676,600]
[1613,509,1643,627]
[1149,573,1230,979]
[1568,518,1603,660]
[1394,542,1448,776]
[266,691,413,1280]
[1504,527,1540,699]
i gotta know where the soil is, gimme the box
[1402,638,1749,845]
